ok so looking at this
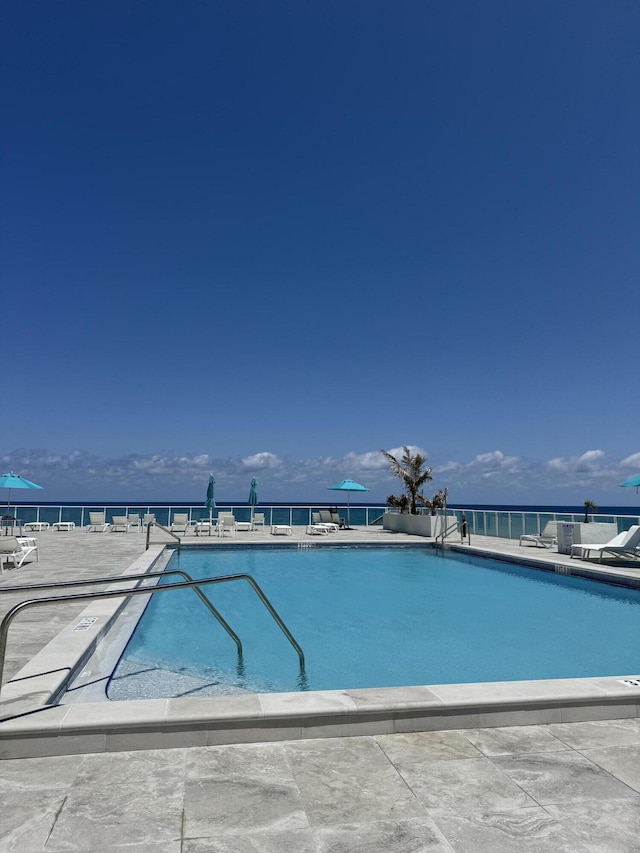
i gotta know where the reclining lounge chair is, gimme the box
[170,513,190,535]
[0,536,39,572]
[87,512,110,532]
[570,525,640,562]
[318,511,341,531]
[519,521,557,548]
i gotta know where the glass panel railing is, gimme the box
[497,512,510,538]
[346,507,366,527]
[485,512,498,536]
[38,506,62,525]
[12,506,38,523]
[291,508,310,527]
[148,506,170,526]
[60,506,83,525]
[7,503,639,538]
[271,507,291,525]
[509,514,524,539]
[523,513,541,535]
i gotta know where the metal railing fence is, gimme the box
[6,504,389,529]
[439,508,640,540]
[5,504,640,541]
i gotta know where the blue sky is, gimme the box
[3,1,639,505]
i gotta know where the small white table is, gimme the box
[24,522,50,532]
[235,521,253,532]
[271,525,292,536]
[52,521,76,532]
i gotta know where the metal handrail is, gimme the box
[0,572,305,692]
[434,497,459,548]
[0,570,243,656]
[146,521,180,549]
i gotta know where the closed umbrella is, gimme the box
[248,479,258,523]
[206,474,216,524]
[328,478,369,529]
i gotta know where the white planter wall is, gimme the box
[382,513,458,538]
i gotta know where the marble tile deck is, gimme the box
[2,725,640,852]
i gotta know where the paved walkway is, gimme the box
[3,721,640,851]
[2,527,640,851]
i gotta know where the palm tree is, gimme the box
[583,500,597,523]
[419,488,448,516]
[380,446,433,515]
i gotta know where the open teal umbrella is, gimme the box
[619,474,640,494]
[206,474,216,523]
[328,478,369,529]
[0,472,43,509]
[248,479,258,522]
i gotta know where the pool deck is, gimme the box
[2,526,640,850]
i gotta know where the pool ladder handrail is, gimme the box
[0,571,306,693]
[434,493,461,548]
[146,520,180,549]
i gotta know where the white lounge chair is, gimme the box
[252,512,265,530]
[170,513,190,535]
[87,512,110,532]
[570,525,640,562]
[111,515,131,533]
[0,536,39,572]
[519,521,557,548]
[320,510,344,529]
[142,513,156,527]
[312,512,337,531]
[127,513,141,532]
[306,524,330,535]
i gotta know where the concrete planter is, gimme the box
[382,513,457,538]
[556,522,618,555]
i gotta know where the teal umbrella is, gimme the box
[328,478,369,529]
[619,474,640,494]
[0,472,43,509]
[206,474,216,522]
[248,479,258,521]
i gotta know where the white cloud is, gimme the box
[547,450,605,474]
[342,451,389,471]
[619,451,640,471]
[471,451,520,470]
[3,445,639,504]
[240,452,282,471]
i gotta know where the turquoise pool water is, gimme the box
[107,546,640,699]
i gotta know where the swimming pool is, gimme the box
[107,545,640,700]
